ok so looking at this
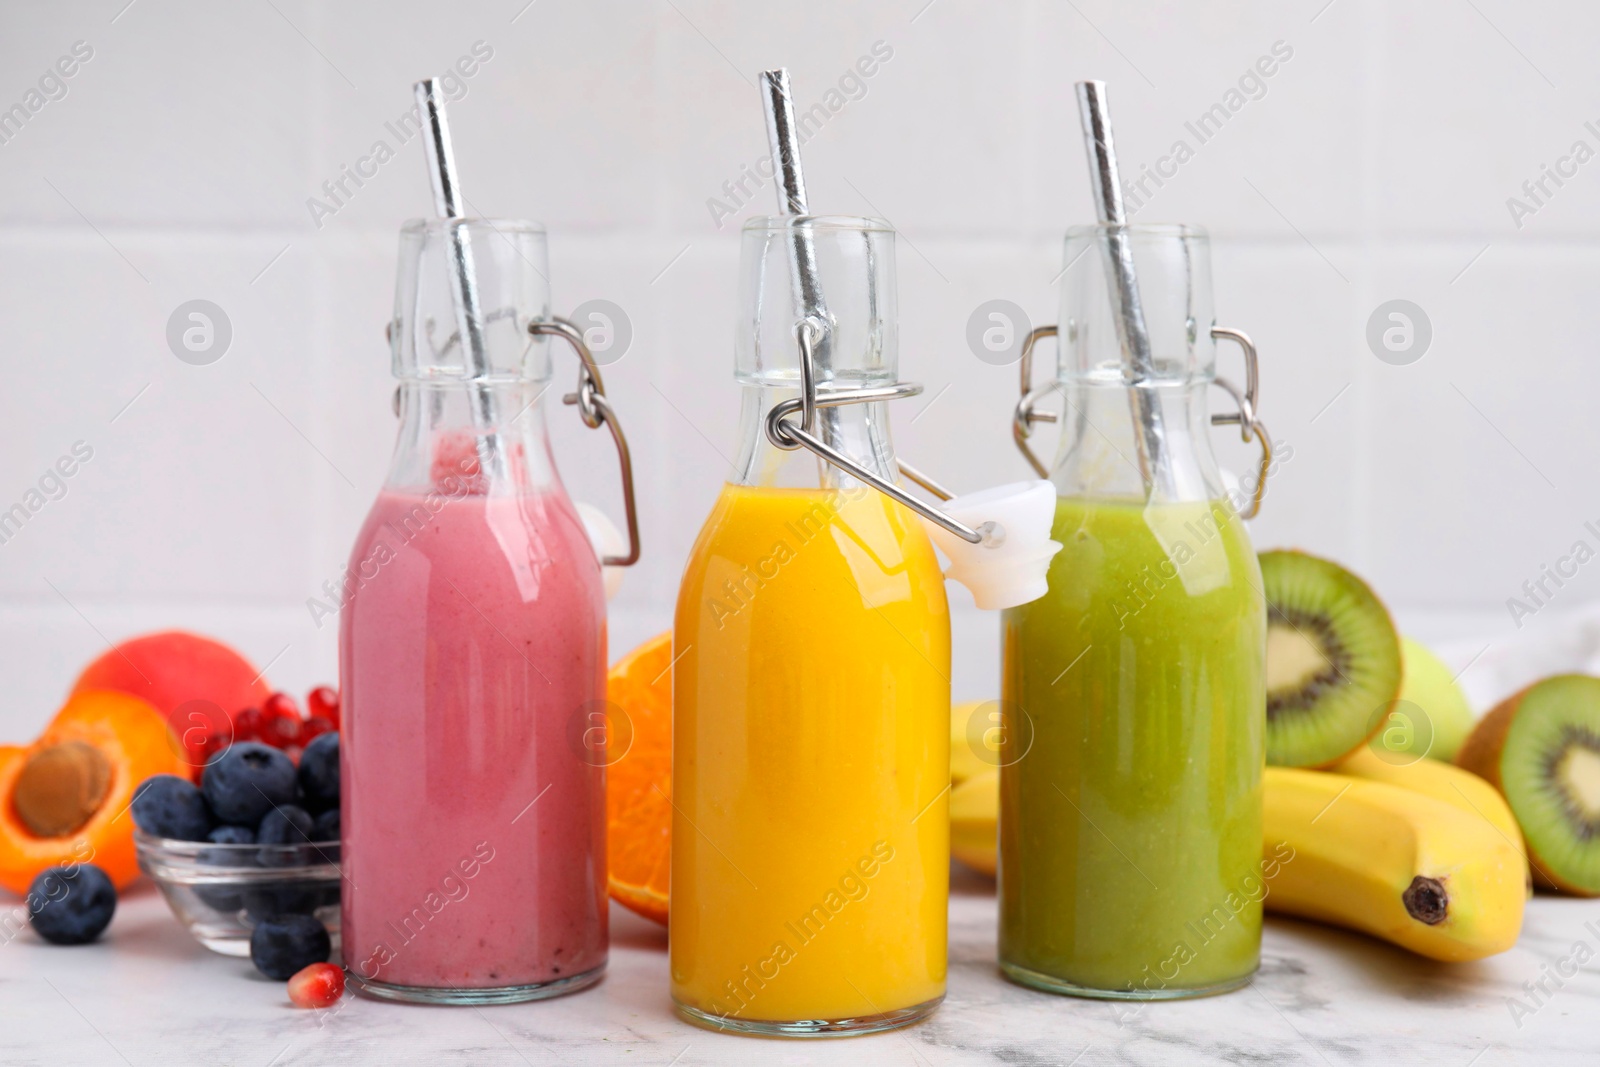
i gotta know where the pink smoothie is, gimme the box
[339,486,607,991]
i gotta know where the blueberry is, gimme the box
[202,742,297,825]
[130,774,212,841]
[311,808,339,843]
[257,805,314,867]
[297,732,339,810]
[207,824,255,846]
[258,805,313,845]
[249,913,331,980]
[242,883,321,921]
[193,883,244,914]
[308,809,341,865]
[28,864,116,945]
[199,823,257,868]
[193,824,255,913]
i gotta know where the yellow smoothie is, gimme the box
[670,483,950,1029]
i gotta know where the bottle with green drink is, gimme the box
[998,84,1274,1001]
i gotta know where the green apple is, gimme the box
[1374,637,1476,762]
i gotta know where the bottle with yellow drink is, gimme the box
[670,210,951,1038]
[670,70,1059,1037]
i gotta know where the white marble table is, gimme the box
[4,867,1595,1066]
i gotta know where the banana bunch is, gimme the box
[949,702,998,876]
[948,703,1528,961]
[1266,755,1526,961]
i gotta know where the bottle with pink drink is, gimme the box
[339,82,639,1005]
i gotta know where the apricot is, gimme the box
[70,630,270,776]
[0,690,189,893]
[12,741,111,837]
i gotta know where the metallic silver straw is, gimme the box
[760,69,834,435]
[1074,80,1163,493]
[414,77,500,477]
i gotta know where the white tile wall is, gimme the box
[1,0,1593,734]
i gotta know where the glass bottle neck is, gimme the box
[386,380,561,497]
[1049,381,1226,504]
[730,383,897,489]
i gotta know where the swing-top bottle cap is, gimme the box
[921,480,1062,610]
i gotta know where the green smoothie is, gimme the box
[999,495,1265,997]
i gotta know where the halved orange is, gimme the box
[606,632,672,925]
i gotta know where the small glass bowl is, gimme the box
[134,830,343,957]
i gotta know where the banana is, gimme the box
[950,701,999,786]
[949,701,1000,875]
[1263,767,1525,961]
[1332,746,1530,886]
[949,770,997,876]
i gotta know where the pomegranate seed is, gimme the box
[263,691,300,720]
[234,707,265,743]
[307,686,340,730]
[262,720,300,751]
[262,718,299,749]
[300,716,335,745]
[287,961,345,1009]
[254,692,302,749]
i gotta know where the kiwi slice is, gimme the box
[1457,675,1600,895]
[1260,550,1402,767]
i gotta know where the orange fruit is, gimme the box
[606,632,672,925]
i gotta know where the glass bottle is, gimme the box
[670,216,950,1035]
[340,219,609,1004]
[1000,223,1267,998]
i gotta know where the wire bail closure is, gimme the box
[1011,323,1273,520]
[528,316,641,566]
[764,323,994,546]
[1206,326,1272,521]
[753,69,991,548]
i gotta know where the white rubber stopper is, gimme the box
[922,480,1062,610]
[576,502,625,601]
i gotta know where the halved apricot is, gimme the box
[0,690,188,894]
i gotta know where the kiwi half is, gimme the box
[1457,674,1600,896]
[1260,550,1403,767]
